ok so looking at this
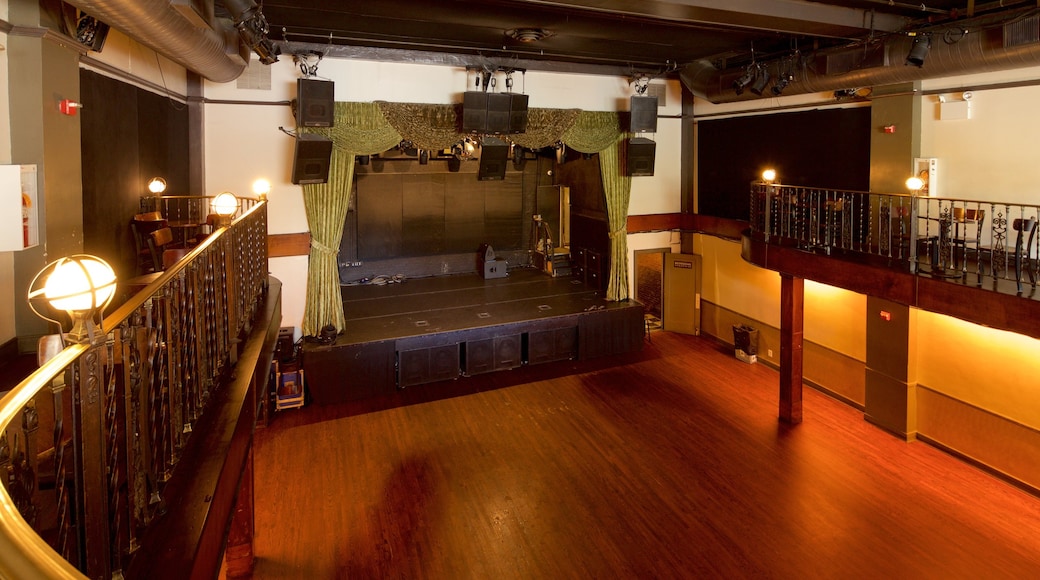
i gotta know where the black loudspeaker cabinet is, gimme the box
[626,137,656,177]
[291,134,333,184]
[509,93,529,134]
[630,95,658,132]
[478,137,509,181]
[296,78,335,127]
[462,91,488,133]
[486,93,512,134]
[462,91,528,134]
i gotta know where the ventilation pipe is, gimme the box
[62,0,256,83]
[682,15,1040,103]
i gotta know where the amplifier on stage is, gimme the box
[478,243,508,279]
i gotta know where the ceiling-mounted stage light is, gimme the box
[771,73,791,96]
[750,67,771,96]
[732,67,754,95]
[905,33,931,67]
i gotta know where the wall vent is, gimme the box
[1004,14,1040,48]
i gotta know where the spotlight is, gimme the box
[905,33,930,67]
[771,73,791,96]
[750,67,771,96]
[732,67,754,95]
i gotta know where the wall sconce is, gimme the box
[252,178,271,201]
[28,255,117,344]
[147,177,167,194]
[211,191,240,226]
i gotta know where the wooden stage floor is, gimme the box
[337,268,616,344]
[301,268,644,403]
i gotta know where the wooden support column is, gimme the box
[779,274,804,424]
[224,446,255,578]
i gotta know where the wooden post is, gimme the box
[779,274,804,424]
[76,345,112,578]
[224,443,255,578]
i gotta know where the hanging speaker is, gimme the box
[296,78,335,127]
[462,91,488,133]
[485,93,513,134]
[630,95,658,132]
[291,134,333,184]
[509,93,529,134]
[626,137,656,177]
[478,137,509,181]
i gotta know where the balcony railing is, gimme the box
[0,201,271,578]
[749,182,1040,294]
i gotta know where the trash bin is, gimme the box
[732,324,759,364]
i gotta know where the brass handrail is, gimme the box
[0,200,269,578]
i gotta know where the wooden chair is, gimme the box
[146,227,178,272]
[955,208,985,280]
[162,248,191,270]
[1012,217,1038,294]
[131,212,167,274]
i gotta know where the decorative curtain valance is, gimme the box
[376,102,464,151]
[562,110,623,154]
[510,108,581,150]
[304,101,403,155]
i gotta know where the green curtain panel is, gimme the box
[301,102,402,336]
[562,111,633,301]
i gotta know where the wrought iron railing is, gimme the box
[749,183,1040,294]
[0,201,269,579]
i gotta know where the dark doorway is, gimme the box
[634,249,666,328]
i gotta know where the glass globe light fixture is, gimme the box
[28,255,117,344]
[211,191,240,227]
[147,177,167,194]
[761,169,777,183]
[906,176,924,193]
[252,178,271,200]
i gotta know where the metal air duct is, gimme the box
[62,0,251,83]
[682,13,1040,103]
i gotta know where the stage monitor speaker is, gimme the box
[630,95,658,132]
[291,134,333,184]
[509,93,529,134]
[626,137,656,177]
[478,137,509,181]
[462,91,488,133]
[485,93,513,134]
[297,78,335,127]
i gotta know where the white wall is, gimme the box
[921,66,1040,202]
[81,28,188,96]
[0,13,13,347]
[203,58,684,333]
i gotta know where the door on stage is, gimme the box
[663,253,701,335]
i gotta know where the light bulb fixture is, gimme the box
[905,33,931,67]
[252,178,271,200]
[147,177,167,194]
[762,169,777,183]
[28,255,117,344]
[906,176,925,193]
[211,191,240,226]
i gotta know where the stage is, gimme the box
[301,268,645,404]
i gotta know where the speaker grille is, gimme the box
[626,137,656,177]
[297,78,335,127]
[291,134,333,184]
[478,137,509,181]
[630,95,658,132]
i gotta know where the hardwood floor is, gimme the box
[250,331,1040,579]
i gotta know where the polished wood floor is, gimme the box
[250,331,1040,579]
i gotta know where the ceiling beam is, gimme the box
[516,0,908,37]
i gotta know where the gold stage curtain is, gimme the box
[301,102,402,336]
[510,108,581,150]
[562,111,632,302]
[376,102,464,151]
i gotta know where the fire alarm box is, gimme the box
[0,165,39,251]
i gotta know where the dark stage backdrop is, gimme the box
[697,106,871,221]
